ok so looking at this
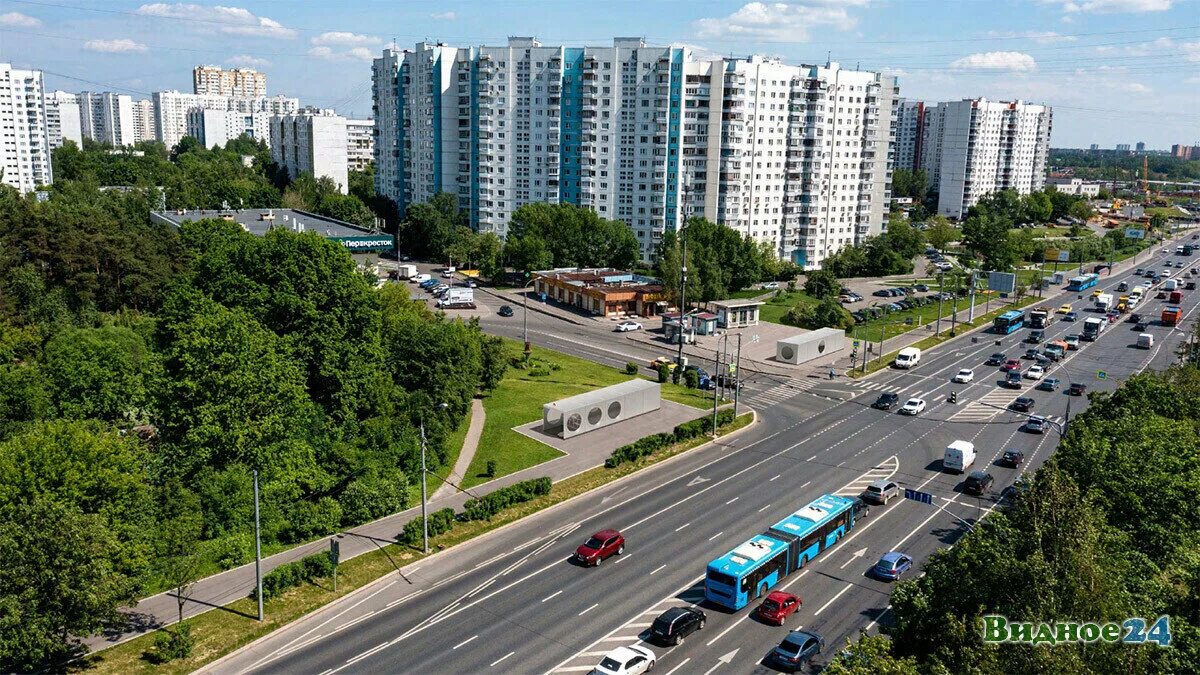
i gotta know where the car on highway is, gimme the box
[964,470,995,496]
[986,352,1007,366]
[1106,310,1120,323]
[497,305,514,317]
[614,320,643,332]
[1011,396,1035,412]
[1056,304,1072,314]
[1004,371,1024,389]
[1000,449,1025,467]
[1176,261,1184,268]
[1063,311,1078,322]
[769,630,825,671]
[1135,268,1145,275]
[1001,358,1022,372]
[1026,330,1044,344]
[863,479,899,505]
[872,392,900,410]
[592,645,656,675]
[1038,377,1060,392]
[872,552,914,581]
[1134,321,1148,331]
[953,368,974,383]
[649,607,706,645]
[1023,348,1040,360]
[1024,365,1045,380]
[1068,382,1088,396]
[1064,335,1080,350]
[649,356,677,372]
[900,398,927,415]
[1024,415,1048,434]
[755,591,802,626]
[575,529,625,566]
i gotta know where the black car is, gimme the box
[1128,313,1141,323]
[986,352,1007,366]
[497,305,514,317]
[649,607,706,646]
[1011,397,1035,412]
[873,289,891,297]
[872,392,900,410]
[964,470,994,496]
[1134,322,1148,331]
[1026,330,1044,344]
[715,373,745,390]
[770,630,825,671]
[1068,382,1088,396]
[1000,449,1024,467]
[1023,348,1040,360]
[915,283,929,292]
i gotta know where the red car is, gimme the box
[1001,359,1022,372]
[755,591,802,625]
[575,529,625,566]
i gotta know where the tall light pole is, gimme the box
[253,469,263,621]
[419,402,450,554]
[676,183,692,368]
[522,278,536,364]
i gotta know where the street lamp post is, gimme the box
[676,186,692,369]
[522,278,536,364]
[419,402,450,555]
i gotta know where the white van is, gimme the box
[411,273,431,283]
[1164,279,1179,291]
[894,347,921,369]
[1137,333,1154,349]
[944,440,976,474]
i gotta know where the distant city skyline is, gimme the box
[0,1,1197,147]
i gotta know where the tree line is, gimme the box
[0,176,505,668]
[824,367,1200,674]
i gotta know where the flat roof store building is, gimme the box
[710,299,764,328]
[151,208,393,253]
[533,268,668,318]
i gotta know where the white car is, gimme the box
[1024,365,1045,380]
[900,398,927,415]
[592,645,656,675]
[952,368,974,384]
[763,281,780,290]
[615,321,643,332]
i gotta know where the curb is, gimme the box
[476,285,588,327]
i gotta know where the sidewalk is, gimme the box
[431,398,485,501]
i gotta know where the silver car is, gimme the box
[864,479,899,505]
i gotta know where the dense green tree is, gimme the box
[152,481,204,624]
[402,192,468,259]
[961,211,1017,271]
[1020,191,1053,223]
[803,270,840,299]
[823,634,920,675]
[924,215,957,251]
[507,202,639,270]
[882,221,925,261]
[890,168,929,203]
[40,326,154,423]
[654,217,764,302]
[504,234,554,276]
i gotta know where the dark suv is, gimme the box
[649,607,706,646]
[964,470,994,496]
[872,392,900,410]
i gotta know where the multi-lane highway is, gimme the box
[210,238,1198,675]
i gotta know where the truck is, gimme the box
[1044,340,1068,361]
[944,440,976,474]
[894,347,921,369]
[1082,317,1105,341]
[396,263,419,279]
[1137,333,1154,349]
[1029,308,1052,329]
[1094,293,1114,312]
[1162,306,1182,326]
[437,287,476,309]
[1170,290,1184,305]
[1164,279,1179,292]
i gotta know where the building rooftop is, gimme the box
[710,298,765,309]
[534,268,662,295]
[543,378,659,412]
[150,208,393,252]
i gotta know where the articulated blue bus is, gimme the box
[992,310,1025,335]
[1066,273,1099,292]
[704,494,858,610]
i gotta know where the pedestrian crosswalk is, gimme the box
[745,376,825,406]
[835,455,900,497]
[856,381,905,393]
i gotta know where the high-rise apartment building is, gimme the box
[45,90,82,149]
[345,119,374,172]
[188,108,273,148]
[270,108,349,193]
[916,98,1051,219]
[1172,144,1198,160]
[1115,143,1131,152]
[153,91,299,149]
[373,38,897,266]
[132,98,157,144]
[1135,141,1145,153]
[78,91,137,147]
[193,65,267,98]
[0,63,52,192]
[893,99,924,172]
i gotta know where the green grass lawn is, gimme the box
[724,287,774,300]
[759,290,821,324]
[460,339,716,488]
[1008,226,1066,238]
[851,292,999,342]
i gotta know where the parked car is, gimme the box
[649,607,706,646]
[873,289,891,297]
[1000,449,1025,467]
[872,552,913,581]
[900,398,927,415]
[872,392,900,410]
[649,356,677,371]
[1024,415,1048,434]
[592,645,656,675]
[770,630,825,671]
[864,479,899,505]
[953,368,974,383]
[615,320,643,332]
[755,591,802,626]
[964,470,995,496]
[497,305,514,317]
[914,284,929,292]
[575,529,625,566]
[1011,397,1035,412]
[1038,377,1060,391]
[763,281,780,290]
[986,352,1007,366]
[1068,382,1088,396]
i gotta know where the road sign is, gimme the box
[853,340,860,348]
[904,488,934,505]
[1097,370,1107,380]
[987,271,1017,295]
[329,538,340,564]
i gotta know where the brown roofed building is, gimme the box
[533,268,668,318]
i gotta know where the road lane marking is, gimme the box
[452,635,478,650]
[542,590,564,603]
[801,481,811,488]
[345,641,390,666]
[726,497,738,504]
[758,504,771,512]
[813,583,854,615]
[579,603,598,616]
[770,474,781,481]
[708,531,724,542]
[650,564,666,575]
[664,657,691,675]
[675,522,690,532]
[807,454,817,461]
[490,651,515,667]
[614,554,631,564]
[865,605,891,632]
[705,614,749,646]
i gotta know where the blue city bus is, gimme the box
[1066,273,1099,292]
[992,310,1025,335]
[704,494,857,610]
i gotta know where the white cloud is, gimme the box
[950,51,1037,71]
[311,31,380,47]
[1042,0,1173,13]
[694,1,870,42]
[228,54,271,68]
[430,11,457,20]
[84,38,149,53]
[135,3,296,39]
[309,46,376,63]
[668,42,724,60]
[0,11,41,27]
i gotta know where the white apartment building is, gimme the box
[193,65,267,98]
[918,98,1052,219]
[346,118,374,172]
[132,98,157,144]
[188,108,272,148]
[373,39,896,266]
[893,99,924,172]
[79,91,137,147]
[270,109,349,193]
[45,90,82,150]
[0,63,52,192]
[154,91,299,149]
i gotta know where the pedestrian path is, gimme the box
[431,398,485,501]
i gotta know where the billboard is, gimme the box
[987,271,1017,295]
[331,236,395,252]
[1125,228,1146,239]
[1043,248,1071,263]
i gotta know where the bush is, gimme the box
[339,470,407,525]
[146,623,195,664]
[625,361,639,375]
[257,552,336,600]
[657,363,670,383]
[208,533,253,570]
[401,507,457,546]
[460,477,552,522]
[684,369,698,389]
[604,408,735,469]
[485,459,497,477]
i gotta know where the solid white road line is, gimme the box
[758,504,771,512]
[675,522,690,532]
[345,641,390,666]
[542,590,564,603]
[865,605,892,632]
[708,531,724,542]
[613,554,631,564]
[813,583,854,616]
[452,635,478,650]
[801,481,811,488]
[579,603,598,616]
[807,454,818,461]
[706,614,749,646]
[664,657,691,675]
[490,651,515,667]
[726,497,738,505]
[770,474,781,481]
[650,564,666,575]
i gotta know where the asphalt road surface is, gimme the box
[208,242,1199,675]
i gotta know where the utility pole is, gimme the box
[676,185,691,369]
[419,421,429,554]
[950,273,960,336]
[711,334,724,436]
[732,334,742,418]
[967,271,977,323]
[253,469,263,621]
[936,271,945,336]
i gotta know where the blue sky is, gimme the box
[1,0,1197,148]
